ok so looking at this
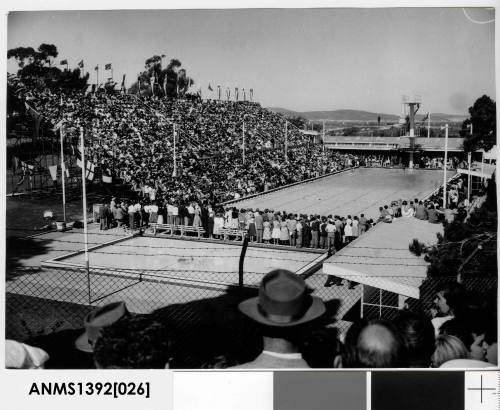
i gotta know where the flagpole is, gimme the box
[427,112,430,139]
[80,126,90,295]
[60,122,67,222]
[443,124,449,209]
[284,121,288,162]
[173,123,177,177]
[242,117,246,164]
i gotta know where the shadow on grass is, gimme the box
[6,236,53,279]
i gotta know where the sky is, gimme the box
[6,7,496,115]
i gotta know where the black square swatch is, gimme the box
[372,371,464,410]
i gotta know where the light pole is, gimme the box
[59,121,66,222]
[173,123,177,177]
[284,121,288,162]
[322,120,325,152]
[467,123,473,202]
[441,124,449,208]
[242,115,248,164]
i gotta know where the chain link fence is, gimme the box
[5,265,497,367]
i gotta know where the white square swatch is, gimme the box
[173,371,273,410]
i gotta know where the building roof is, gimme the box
[322,217,443,298]
[324,136,465,152]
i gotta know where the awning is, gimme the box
[322,218,443,299]
[457,162,496,180]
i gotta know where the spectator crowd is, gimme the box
[7,270,496,370]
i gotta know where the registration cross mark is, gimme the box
[467,375,496,404]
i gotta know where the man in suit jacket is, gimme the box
[230,269,325,369]
[254,211,264,243]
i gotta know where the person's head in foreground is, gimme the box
[341,319,408,368]
[75,301,130,353]
[431,334,469,368]
[93,315,173,369]
[393,311,435,368]
[5,340,49,369]
[232,269,326,369]
[434,282,466,317]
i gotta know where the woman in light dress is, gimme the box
[213,212,224,238]
[344,220,353,244]
[262,217,271,243]
[271,215,281,245]
[280,216,290,245]
[192,203,202,227]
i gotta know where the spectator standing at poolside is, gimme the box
[319,217,328,249]
[310,216,320,248]
[255,211,264,243]
[326,218,336,249]
[280,215,290,245]
[359,214,367,235]
[287,214,297,247]
[272,216,281,245]
[352,216,359,240]
[296,217,303,247]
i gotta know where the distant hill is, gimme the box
[267,107,467,123]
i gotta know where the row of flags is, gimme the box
[59,60,111,71]
[207,84,254,101]
[94,63,112,71]
[15,156,112,183]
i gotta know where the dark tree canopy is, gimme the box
[7,43,88,91]
[460,95,496,152]
[129,56,194,98]
[286,115,307,129]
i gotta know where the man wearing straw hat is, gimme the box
[231,269,326,369]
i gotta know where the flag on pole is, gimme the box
[21,161,34,175]
[49,165,58,181]
[25,102,43,142]
[85,161,95,181]
[102,167,112,183]
[105,63,112,70]
[52,119,64,132]
[62,162,70,178]
[76,146,83,168]
[78,60,84,68]
[94,65,99,71]
[422,112,429,123]
[60,59,68,65]
[208,83,213,91]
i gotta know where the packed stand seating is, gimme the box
[12,77,358,203]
